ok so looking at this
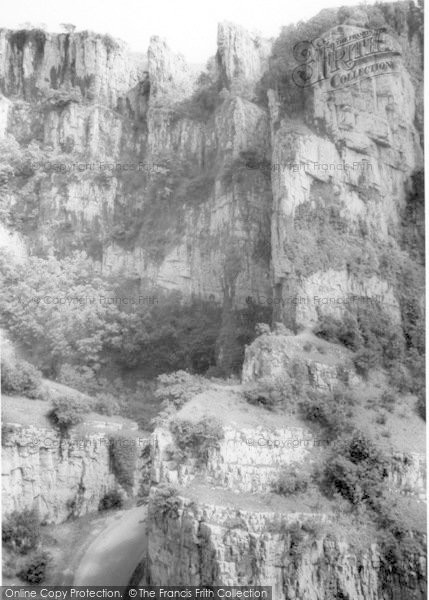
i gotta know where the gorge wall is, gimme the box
[147,496,426,599]
[1,6,422,328]
[2,416,149,524]
[0,4,425,594]
[0,25,272,306]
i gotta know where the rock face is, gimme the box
[0,25,272,305]
[2,421,149,524]
[0,29,142,105]
[270,24,423,329]
[0,9,425,595]
[242,331,358,390]
[147,494,426,599]
[217,22,272,96]
[0,16,423,327]
[151,424,316,494]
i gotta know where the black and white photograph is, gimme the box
[0,0,426,597]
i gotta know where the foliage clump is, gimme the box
[322,431,389,505]
[109,431,138,490]
[1,356,42,398]
[98,489,123,511]
[48,393,93,433]
[299,388,354,441]
[2,508,41,554]
[18,551,51,584]
[150,484,181,519]
[272,464,311,496]
[169,416,224,465]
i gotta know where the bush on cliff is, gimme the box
[109,431,138,490]
[322,431,389,505]
[1,356,42,398]
[48,394,93,434]
[170,416,224,465]
[243,381,282,410]
[98,489,123,511]
[299,388,354,441]
[2,508,41,554]
[273,464,311,496]
[18,551,51,584]
[150,484,181,519]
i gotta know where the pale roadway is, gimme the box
[74,505,147,586]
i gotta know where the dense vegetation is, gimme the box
[2,508,41,554]
[48,393,93,434]
[0,248,269,383]
[1,355,42,398]
[109,431,138,490]
[169,416,224,465]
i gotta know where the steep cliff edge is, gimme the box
[0,26,272,305]
[141,331,426,598]
[268,22,423,329]
[2,385,149,524]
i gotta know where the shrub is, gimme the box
[98,490,123,511]
[18,551,51,584]
[2,508,40,554]
[57,364,101,395]
[170,416,224,465]
[388,361,412,393]
[322,432,389,505]
[48,394,92,433]
[380,390,396,412]
[299,389,353,441]
[1,356,42,398]
[94,393,121,416]
[272,464,310,496]
[155,371,207,409]
[243,382,281,410]
[313,314,362,351]
[150,484,181,519]
[314,305,406,372]
[109,431,138,490]
[353,348,378,378]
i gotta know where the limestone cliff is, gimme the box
[0,26,272,304]
[269,24,423,329]
[146,494,426,599]
[0,7,424,331]
[2,416,149,524]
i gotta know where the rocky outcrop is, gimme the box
[242,331,358,390]
[270,25,423,329]
[148,36,198,102]
[146,493,426,599]
[388,452,427,502]
[217,22,271,97]
[151,424,317,494]
[2,421,149,523]
[0,29,142,105]
[0,24,272,305]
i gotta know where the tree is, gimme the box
[0,249,123,376]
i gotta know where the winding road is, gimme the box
[74,505,147,586]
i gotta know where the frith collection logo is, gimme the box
[292,27,400,91]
